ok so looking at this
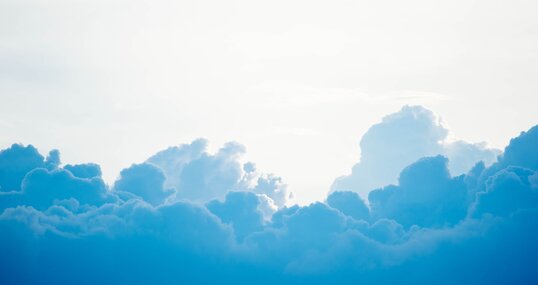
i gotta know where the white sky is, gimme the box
[1,0,537,204]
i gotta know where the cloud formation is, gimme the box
[113,163,174,206]
[0,144,56,192]
[147,139,291,207]
[331,105,500,199]
[368,155,467,228]
[1,106,537,284]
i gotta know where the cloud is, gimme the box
[207,191,265,241]
[0,200,236,284]
[175,142,245,203]
[146,139,208,192]
[64,163,102,179]
[148,140,291,207]
[326,191,369,221]
[496,125,538,171]
[0,144,45,192]
[0,146,114,211]
[368,155,468,228]
[471,166,538,218]
[332,105,500,199]
[20,168,113,211]
[242,163,291,207]
[113,163,174,206]
[443,140,499,177]
[1,107,538,284]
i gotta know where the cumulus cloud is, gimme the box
[0,200,236,284]
[113,163,174,206]
[207,191,265,241]
[63,163,102,179]
[331,105,500,199]
[501,125,538,170]
[0,144,46,192]
[368,155,468,228]
[241,163,291,207]
[471,166,538,218]
[1,107,538,284]
[147,140,291,207]
[326,191,369,221]
[0,169,115,213]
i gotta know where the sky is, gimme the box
[2,1,538,283]
[1,0,538,204]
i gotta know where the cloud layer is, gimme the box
[1,106,538,284]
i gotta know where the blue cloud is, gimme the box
[332,105,499,199]
[368,155,468,227]
[326,190,369,220]
[0,200,235,284]
[113,163,174,206]
[64,163,102,179]
[175,142,245,203]
[148,139,291,207]
[207,191,264,241]
[1,106,538,284]
[501,125,538,170]
[0,144,45,192]
[471,166,538,218]
[20,168,113,211]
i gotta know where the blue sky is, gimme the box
[1,0,538,284]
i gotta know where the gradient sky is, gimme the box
[1,0,537,204]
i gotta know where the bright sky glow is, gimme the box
[1,0,538,204]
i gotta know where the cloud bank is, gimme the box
[1,106,538,284]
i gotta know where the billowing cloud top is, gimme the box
[332,105,499,199]
[1,106,538,284]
